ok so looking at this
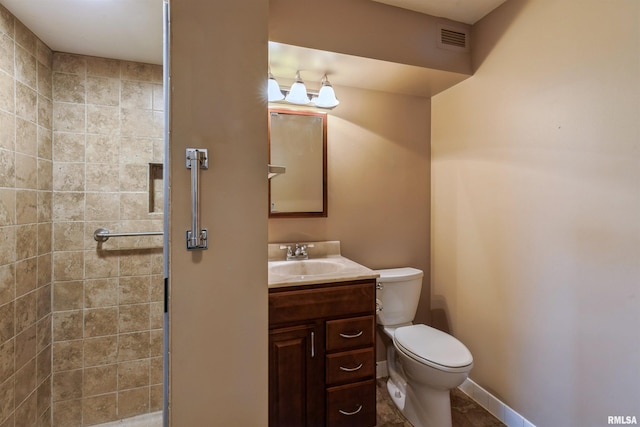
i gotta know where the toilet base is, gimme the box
[386,377,453,427]
[386,378,406,411]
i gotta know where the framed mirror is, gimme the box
[269,108,327,217]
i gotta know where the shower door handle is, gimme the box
[186,148,208,250]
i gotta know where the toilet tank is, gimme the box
[375,267,423,326]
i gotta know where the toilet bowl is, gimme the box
[375,268,473,427]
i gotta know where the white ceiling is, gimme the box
[0,0,506,96]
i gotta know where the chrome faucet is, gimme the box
[280,243,314,260]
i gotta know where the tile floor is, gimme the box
[376,378,506,427]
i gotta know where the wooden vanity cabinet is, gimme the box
[269,279,377,427]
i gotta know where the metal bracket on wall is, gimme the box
[186,148,208,250]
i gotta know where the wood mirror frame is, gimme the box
[268,108,327,218]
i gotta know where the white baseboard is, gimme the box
[376,361,535,427]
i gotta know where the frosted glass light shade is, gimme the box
[268,74,284,102]
[285,72,310,104]
[314,84,339,108]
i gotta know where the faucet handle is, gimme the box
[279,245,293,257]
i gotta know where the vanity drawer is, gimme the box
[326,315,375,351]
[326,347,374,386]
[269,281,375,325]
[326,380,376,427]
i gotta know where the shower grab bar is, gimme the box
[94,228,164,242]
[186,148,208,250]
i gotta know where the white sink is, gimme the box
[269,259,345,277]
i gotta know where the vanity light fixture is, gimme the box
[284,71,310,105]
[268,70,285,102]
[312,74,339,108]
[268,71,339,109]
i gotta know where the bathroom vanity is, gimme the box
[268,242,378,427]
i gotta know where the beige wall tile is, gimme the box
[16,117,37,156]
[15,291,36,334]
[15,257,37,297]
[121,81,153,110]
[85,192,119,221]
[37,62,52,101]
[52,398,81,427]
[53,222,84,252]
[87,105,119,135]
[53,281,83,311]
[36,191,51,223]
[0,227,16,265]
[35,284,50,321]
[37,95,52,129]
[0,338,14,384]
[15,224,37,261]
[84,278,118,308]
[14,323,36,369]
[52,192,84,221]
[15,82,37,122]
[117,387,149,419]
[36,253,51,288]
[0,149,15,188]
[86,56,120,78]
[15,190,37,225]
[14,358,36,406]
[119,252,150,277]
[150,384,162,412]
[15,153,37,190]
[149,356,162,385]
[0,110,15,151]
[121,61,161,83]
[117,331,149,362]
[15,45,36,89]
[149,329,162,358]
[52,251,83,281]
[36,221,51,256]
[53,162,84,192]
[14,391,37,427]
[83,335,117,367]
[52,310,82,342]
[118,276,149,304]
[35,343,51,382]
[53,102,85,133]
[84,307,118,337]
[52,53,85,74]
[119,164,148,192]
[84,249,118,279]
[52,369,82,401]
[36,377,51,422]
[119,303,149,333]
[37,158,52,191]
[83,393,117,425]
[0,34,13,76]
[35,314,51,353]
[87,76,119,106]
[52,340,83,372]
[0,189,16,226]
[120,193,149,220]
[86,164,119,192]
[0,72,14,114]
[53,73,85,104]
[117,359,149,390]
[14,20,36,54]
[37,126,52,161]
[86,134,119,164]
[53,132,84,162]
[0,301,13,345]
[84,364,117,396]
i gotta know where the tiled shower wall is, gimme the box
[50,53,164,426]
[0,5,54,427]
[1,5,164,426]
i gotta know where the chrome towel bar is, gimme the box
[94,228,164,242]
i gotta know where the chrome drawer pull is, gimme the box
[339,405,363,416]
[339,331,363,339]
[339,363,363,372]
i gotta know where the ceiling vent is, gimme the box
[437,25,469,52]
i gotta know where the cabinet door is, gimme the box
[269,324,324,427]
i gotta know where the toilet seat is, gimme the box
[393,324,473,373]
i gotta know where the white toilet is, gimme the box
[375,267,473,427]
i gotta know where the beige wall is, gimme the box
[431,0,640,425]
[268,85,431,330]
[169,0,269,425]
[0,7,53,426]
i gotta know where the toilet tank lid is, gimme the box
[374,267,423,281]
[394,324,473,368]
